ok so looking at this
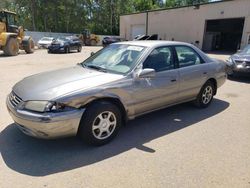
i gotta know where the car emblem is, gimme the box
[242,61,246,67]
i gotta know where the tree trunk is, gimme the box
[31,0,36,31]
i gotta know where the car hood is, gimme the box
[231,53,250,61]
[38,41,52,45]
[13,65,123,101]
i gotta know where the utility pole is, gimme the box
[146,10,149,35]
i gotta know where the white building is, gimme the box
[120,0,250,52]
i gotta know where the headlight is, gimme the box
[24,101,65,112]
[60,42,64,47]
[226,57,234,66]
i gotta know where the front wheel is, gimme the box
[3,38,19,56]
[194,81,215,108]
[65,47,70,53]
[24,38,35,54]
[78,101,122,146]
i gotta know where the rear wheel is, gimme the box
[78,101,122,146]
[194,81,215,108]
[24,38,35,54]
[3,38,19,56]
[77,45,82,52]
[90,39,97,46]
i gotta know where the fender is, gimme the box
[0,32,17,46]
[59,89,130,120]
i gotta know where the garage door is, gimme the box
[131,25,146,39]
[202,18,245,52]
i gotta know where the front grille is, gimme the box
[235,60,243,64]
[235,60,250,66]
[9,92,23,107]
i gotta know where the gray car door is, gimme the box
[175,45,210,101]
[132,46,179,115]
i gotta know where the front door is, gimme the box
[132,46,179,115]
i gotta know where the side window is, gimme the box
[143,47,174,72]
[175,46,202,68]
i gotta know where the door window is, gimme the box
[175,46,203,68]
[143,47,174,72]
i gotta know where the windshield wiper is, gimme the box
[82,64,107,72]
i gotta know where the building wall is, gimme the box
[120,0,250,49]
[120,13,146,40]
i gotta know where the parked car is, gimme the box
[6,41,227,146]
[37,37,54,49]
[48,36,82,53]
[227,44,250,76]
[102,36,122,47]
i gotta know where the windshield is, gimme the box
[56,37,69,42]
[242,45,250,54]
[81,44,146,74]
[7,14,16,25]
[0,12,16,25]
[41,37,53,41]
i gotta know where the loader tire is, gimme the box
[3,38,19,56]
[24,38,35,54]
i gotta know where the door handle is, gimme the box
[203,72,207,75]
[171,79,177,82]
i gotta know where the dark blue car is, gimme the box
[227,44,250,76]
[48,36,82,53]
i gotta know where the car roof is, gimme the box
[41,37,54,39]
[116,40,191,48]
[115,40,212,63]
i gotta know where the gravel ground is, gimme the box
[0,48,249,188]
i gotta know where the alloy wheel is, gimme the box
[202,85,213,104]
[92,111,117,140]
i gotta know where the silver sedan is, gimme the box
[6,41,227,145]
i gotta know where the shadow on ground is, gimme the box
[228,75,250,83]
[0,98,229,176]
[0,51,30,58]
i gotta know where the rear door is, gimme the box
[174,45,210,101]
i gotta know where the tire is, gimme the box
[90,39,97,46]
[65,46,70,53]
[3,38,19,56]
[78,101,122,146]
[77,46,82,52]
[24,38,35,54]
[194,80,215,108]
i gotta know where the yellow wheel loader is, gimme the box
[79,29,100,46]
[0,9,34,56]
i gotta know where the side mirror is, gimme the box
[137,68,156,78]
[90,52,95,56]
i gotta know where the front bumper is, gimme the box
[6,96,85,139]
[231,60,250,74]
[48,45,65,53]
[233,66,250,73]
[38,44,49,49]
